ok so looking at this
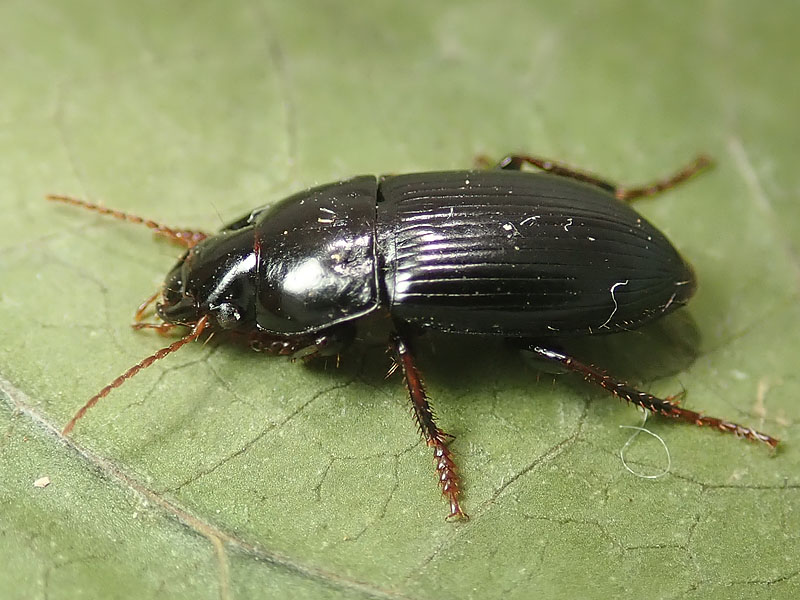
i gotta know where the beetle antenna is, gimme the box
[62,315,210,436]
[46,194,209,248]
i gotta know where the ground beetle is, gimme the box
[49,153,778,519]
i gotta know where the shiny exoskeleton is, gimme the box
[49,153,778,520]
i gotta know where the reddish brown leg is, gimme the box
[493,153,712,202]
[134,289,161,322]
[612,155,713,202]
[133,290,184,335]
[496,153,617,194]
[47,194,208,248]
[132,321,177,336]
[526,345,778,448]
[390,333,467,520]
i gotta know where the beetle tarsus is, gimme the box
[391,333,468,520]
[524,345,778,449]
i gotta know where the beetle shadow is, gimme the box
[557,308,702,383]
[298,308,702,405]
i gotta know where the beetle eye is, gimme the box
[213,302,242,329]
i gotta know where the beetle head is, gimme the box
[157,228,258,331]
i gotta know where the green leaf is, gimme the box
[1,1,798,598]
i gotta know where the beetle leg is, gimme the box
[390,333,467,520]
[47,194,209,248]
[495,154,618,193]
[492,154,712,202]
[131,321,178,336]
[613,155,713,202]
[134,289,162,322]
[248,334,311,356]
[523,345,779,448]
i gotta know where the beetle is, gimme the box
[49,152,778,519]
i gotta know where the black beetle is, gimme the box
[49,152,777,519]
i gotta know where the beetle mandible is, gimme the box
[49,152,778,520]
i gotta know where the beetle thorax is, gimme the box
[250,176,381,335]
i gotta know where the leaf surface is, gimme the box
[1,2,798,598]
